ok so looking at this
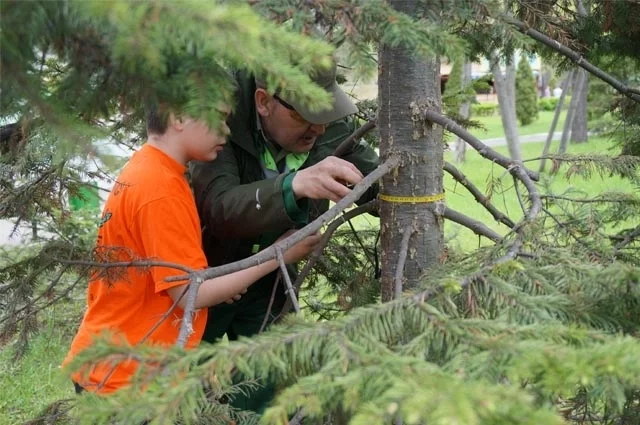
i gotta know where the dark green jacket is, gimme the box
[190,72,379,276]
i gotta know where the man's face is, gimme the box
[259,93,327,153]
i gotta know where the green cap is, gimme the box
[277,60,358,125]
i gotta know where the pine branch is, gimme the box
[614,225,640,253]
[442,207,502,242]
[503,15,640,104]
[279,200,378,319]
[444,161,516,228]
[167,158,399,283]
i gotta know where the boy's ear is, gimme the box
[168,112,184,131]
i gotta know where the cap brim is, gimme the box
[287,83,358,125]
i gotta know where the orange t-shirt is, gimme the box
[63,144,208,393]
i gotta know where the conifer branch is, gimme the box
[444,161,516,228]
[279,200,378,319]
[442,207,502,242]
[167,157,400,283]
[503,16,640,104]
[614,225,640,253]
[260,273,281,333]
[395,226,413,299]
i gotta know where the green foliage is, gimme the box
[471,103,499,117]
[538,96,559,111]
[516,53,539,126]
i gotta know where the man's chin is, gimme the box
[295,138,316,152]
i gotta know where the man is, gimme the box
[189,60,379,410]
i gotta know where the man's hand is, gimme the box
[277,230,323,264]
[291,156,363,203]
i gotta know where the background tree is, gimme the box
[515,52,539,126]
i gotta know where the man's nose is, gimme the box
[309,123,326,135]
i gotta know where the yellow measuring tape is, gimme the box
[378,192,445,203]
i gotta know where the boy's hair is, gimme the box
[145,102,170,135]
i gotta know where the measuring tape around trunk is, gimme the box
[378,192,445,204]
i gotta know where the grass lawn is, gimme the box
[0,301,80,425]
[470,109,567,140]
[0,134,637,424]
[350,135,637,252]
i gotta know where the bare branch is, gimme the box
[416,110,543,302]
[276,248,300,314]
[442,207,502,242]
[423,110,539,182]
[444,161,516,228]
[503,16,640,104]
[615,225,640,253]
[58,259,196,275]
[259,273,281,333]
[167,157,400,283]
[332,120,377,157]
[394,226,413,299]
[176,276,203,348]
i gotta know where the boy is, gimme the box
[63,105,320,394]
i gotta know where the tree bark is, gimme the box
[378,0,444,302]
[491,52,522,161]
[539,71,572,172]
[558,69,586,154]
[454,61,472,163]
[570,0,590,144]
[570,69,589,143]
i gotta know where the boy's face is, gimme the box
[182,117,229,162]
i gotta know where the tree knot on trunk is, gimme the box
[408,101,438,140]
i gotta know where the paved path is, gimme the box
[479,132,561,147]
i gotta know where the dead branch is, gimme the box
[423,110,539,182]
[504,15,640,104]
[615,225,640,252]
[167,157,400,283]
[259,272,281,333]
[444,161,516,228]
[442,207,502,242]
[276,248,300,313]
[176,275,203,348]
[416,110,543,302]
[394,226,413,299]
[332,120,377,157]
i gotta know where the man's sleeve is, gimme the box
[135,198,208,293]
[190,145,298,240]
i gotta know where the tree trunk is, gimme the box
[378,0,444,302]
[570,70,589,143]
[558,69,586,154]
[491,52,522,161]
[454,61,472,163]
[539,71,572,172]
[570,0,589,144]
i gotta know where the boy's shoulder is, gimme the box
[109,145,190,206]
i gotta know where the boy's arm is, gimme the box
[136,197,320,310]
[166,231,321,309]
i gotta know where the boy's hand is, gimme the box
[277,230,323,264]
[224,288,247,304]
